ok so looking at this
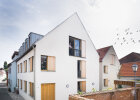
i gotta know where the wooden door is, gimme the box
[41,83,55,100]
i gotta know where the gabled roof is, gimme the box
[12,51,19,59]
[97,46,112,62]
[119,61,140,77]
[119,52,140,64]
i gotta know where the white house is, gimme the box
[97,46,120,90]
[0,69,6,83]
[8,51,19,92]
[16,13,99,100]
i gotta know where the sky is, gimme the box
[0,0,140,68]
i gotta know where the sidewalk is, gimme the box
[0,82,24,100]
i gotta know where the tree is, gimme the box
[3,61,8,69]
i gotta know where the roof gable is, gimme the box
[119,52,140,64]
[97,46,112,62]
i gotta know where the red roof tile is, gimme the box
[119,62,140,77]
[119,52,140,64]
[97,46,112,62]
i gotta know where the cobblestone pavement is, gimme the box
[0,83,25,100]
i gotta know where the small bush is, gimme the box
[78,91,83,95]
[92,88,96,92]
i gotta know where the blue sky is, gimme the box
[0,0,140,68]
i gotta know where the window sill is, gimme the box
[41,70,56,72]
[78,77,86,79]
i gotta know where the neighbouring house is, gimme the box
[97,46,120,90]
[8,51,19,92]
[119,52,140,81]
[0,68,6,83]
[16,13,99,100]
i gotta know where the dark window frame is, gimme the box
[69,36,81,57]
[41,55,48,70]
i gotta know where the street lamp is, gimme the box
[132,64,138,100]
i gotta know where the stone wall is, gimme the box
[69,88,140,100]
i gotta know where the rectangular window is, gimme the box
[29,57,33,72]
[25,41,28,50]
[41,55,47,70]
[69,36,81,57]
[77,81,86,92]
[69,36,86,57]
[104,79,108,87]
[24,81,27,93]
[18,79,19,89]
[18,65,19,73]
[20,63,22,73]
[77,60,86,78]
[41,56,56,71]
[30,82,34,97]
[24,60,27,72]
[111,54,115,65]
[20,80,22,89]
[104,66,108,74]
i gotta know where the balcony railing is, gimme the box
[69,48,81,57]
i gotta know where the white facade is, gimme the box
[0,70,6,83]
[99,46,120,90]
[17,13,99,100]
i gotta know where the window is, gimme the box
[41,56,47,70]
[9,68,11,73]
[77,60,86,78]
[25,41,28,50]
[20,63,22,73]
[30,82,34,97]
[69,36,86,57]
[18,79,19,89]
[29,57,33,72]
[69,36,81,57]
[24,81,27,93]
[111,54,115,65]
[104,79,108,87]
[20,80,22,89]
[104,66,108,74]
[41,56,56,71]
[18,65,19,73]
[24,60,27,72]
[77,81,86,92]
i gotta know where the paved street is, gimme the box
[0,83,12,100]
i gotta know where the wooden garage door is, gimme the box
[41,83,55,100]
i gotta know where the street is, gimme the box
[0,83,12,100]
